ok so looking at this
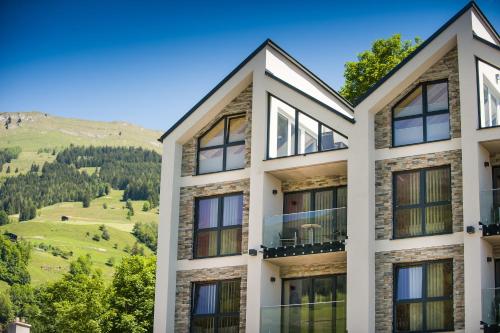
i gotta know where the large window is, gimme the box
[194,193,243,258]
[267,95,348,159]
[197,114,246,174]
[394,260,453,332]
[191,279,241,333]
[282,275,346,333]
[392,81,450,147]
[393,166,452,238]
[477,59,500,128]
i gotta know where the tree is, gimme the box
[142,202,150,212]
[0,290,14,328]
[0,210,9,226]
[106,256,156,333]
[0,235,31,285]
[6,166,10,174]
[339,34,422,104]
[9,284,40,322]
[132,221,157,252]
[82,195,91,208]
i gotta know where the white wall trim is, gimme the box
[374,232,464,253]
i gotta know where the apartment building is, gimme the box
[154,2,500,332]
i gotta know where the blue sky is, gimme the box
[0,0,499,131]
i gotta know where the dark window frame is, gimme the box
[476,57,500,130]
[393,259,454,333]
[266,93,348,160]
[281,273,346,333]
[283,185,347,213]
[196,113,246,175]
[391,79,450,147]
[190,279,241,333]
[392,165,452,239]
[193,192,244,259]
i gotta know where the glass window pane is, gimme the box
[193,283,217,314]
[396,171,420,206]
[219,280,241,313]
[395,207,422,238]
[395,302,423,331]
[426,168,451,203]
[228,116,246,143]
[425,204,452,235]
[284,192,311,214]
[426,300,453,331]
[196,230,218,257]
[283,279,311,305]
[427,82,449,112]
[223,195,243,226]
[197,198,219,229]
[333,132,348,149]
[394,118,423,146]
[269,97,296,158]
[321,126,334,151]
[427,261,453,297]
[218,317,239,333]
[220,228,242,255]
[298,113,319,154]
[478,60,500,128]
[199,148,223,174]
[200,120,224,148]
[426,113,450,141]
[226,144,245,170]
[191,317,215,333]
[396,266,423,300]
[394,86,423,118]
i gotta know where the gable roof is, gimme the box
[159,39,353,142]
[353,1,499,106]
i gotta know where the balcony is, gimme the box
[480,189,500,236]
[260,301,346,333]
[262,207,346,260]
[482,288,500,332]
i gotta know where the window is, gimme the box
[194,193,243,258]
[392,81,450,147]
[198,114,246,174]
[393,166,452,238]
[191,279,241,333]
[267,95,348,159]
[477,59,500,128]
[394,260,453,332]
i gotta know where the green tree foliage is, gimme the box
[82,194,91,208]
[106,256,156,333]
[0,290,14,328]
[339,34,422,104]
[34,255,109,333]
[19,201,37,221]
[0,210,10,226]
[132,222,158,253]
[0,235,31,285]
[9,284,40,322]
[142,202,150,212]
[0,162,106,215]
[0,147,21,171]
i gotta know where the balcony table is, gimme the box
[301,223,321,244]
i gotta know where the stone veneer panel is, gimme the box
[281,175,347,193]
[175,266,247,333]
[375,47,460,149]
[181,84,252,176]
[375,245,464,332]
[280,261,347,279]
[375,150,463,240]
[178,179,250,260]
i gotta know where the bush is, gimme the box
[102,203,108,209]
[82,195,90,208]
[132,221,158,252]
[0,210,9,226]
[142,201,150,212]
[105,258,115,267]
[92,234,100,242]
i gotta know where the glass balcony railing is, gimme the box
[262,207,347,248]
[482,288,500,326]
[480,189,500,226]
[260,301,346,333]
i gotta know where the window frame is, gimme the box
[266,93,348,160]
[196,113,246,175]
[476,57,500,130]
[391,79,450,147]
[282,185,347,213]
[193,192,244,259]
[190,279,241,333]
[392,165,452,239]
[393,259,454,333]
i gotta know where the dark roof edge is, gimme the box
[473,33,500,52]
[265,70,355,124]
[471,1,500,44]
[265,40,354,111]
[158,39,271,142]
[354,1,492,106]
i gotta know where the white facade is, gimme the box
[154,3,500,332]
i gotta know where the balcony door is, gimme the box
[282,187,347,244]
[282,275,346,333]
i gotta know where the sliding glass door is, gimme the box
[282,275,346,333]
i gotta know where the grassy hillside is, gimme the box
[0,112,162,177]
[1,190,157,285]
